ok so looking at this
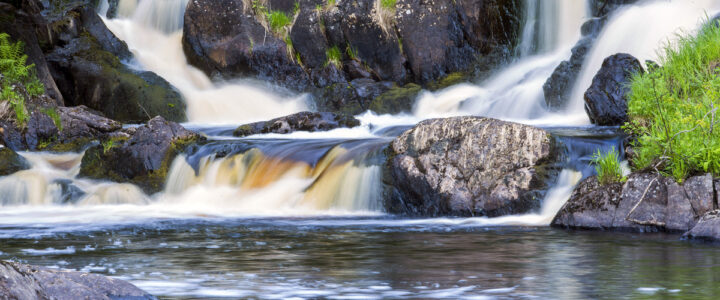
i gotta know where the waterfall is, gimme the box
[568,0,720,114]
[102,0,309,124]
[414,0,591,125]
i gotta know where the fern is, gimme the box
[0,32,46,126]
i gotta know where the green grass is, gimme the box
[0,32,44,126]
[325,45,342,68]
[327,0,336,8]
[625,19,720,181]
[43,107,62,131]
[267,11,292,35]
[591,149,626,185]
[346,44,358,61]
[380,0,396,10]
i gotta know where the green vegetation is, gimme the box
[380,0,396,10]
[346,44,358,61]
[102,139,118,154]
[325,45,342,68]
[591,149,625,185]
[0,33,44,126]
[267,10,292,34]
[625,19,720,181]
[327,0,336,8]
[42,107,62,131]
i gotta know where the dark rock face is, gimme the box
[182,0,523,112]
[552,173,715,232]
[584,53,643,126]
[385,116,556,217]
[233,111,360,137]
[0,260,155,300]
[0,105,122,152]
[543,17,606,110]
[0,147,30,176]
[79,116,203,194]
[317,79,395,115]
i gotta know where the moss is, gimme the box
[45,137,96,153]
[233,124,254,137]
[426,72,468,91]
[369,83,422,114]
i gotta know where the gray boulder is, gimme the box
[0,260,155,299]
[0,147,30,176]
[385,116,557,217]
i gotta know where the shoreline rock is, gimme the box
[0,260,155,299]
[384,116,557,217]
[583,53,643,126]
[233,111,360,137]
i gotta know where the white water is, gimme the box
[102,0,308,124]
[569,0,720,111]
[414,0,591,126]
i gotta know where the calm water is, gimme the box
[1,217,719,299]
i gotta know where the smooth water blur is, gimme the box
[2,219,720,299]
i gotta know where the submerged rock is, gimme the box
[0,147,30,176]
[79,116,204,194]
[583,53,643,126]
[233,112,360,137]
[0,260,155,299]
[385,116,557,217]
[552,173,715,232]
[683,211,720,242]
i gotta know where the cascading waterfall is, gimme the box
[101,0,308,124]
[413,0,591,125]
[568,0,720,112]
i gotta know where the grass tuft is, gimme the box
[325,45,342,68]
[592,149,626,185]
[625,18,720,181]
[267,10,292,35]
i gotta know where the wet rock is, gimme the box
[385,116,557,217]
[683,211,720,242]
[552,173,715,232]
[543,17,606,110]
[0,147,30,176]
[368,83,422,114]
[583,53,643,126]
[53,179,86,204]
[0,260,155,299]
[233,111,360,137]
[182,0,310,91]
[317,79,394,115]
[79,116,204,194]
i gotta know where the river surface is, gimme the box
[1,218,719,299]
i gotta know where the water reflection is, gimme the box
[1,219,720,299]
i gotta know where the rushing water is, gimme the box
[3,0,720,298]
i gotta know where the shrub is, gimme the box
[592,149,625,185]
[0,33,44,126]
[625,19,720,181]
[325,45,342,68]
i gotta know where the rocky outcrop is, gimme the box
[182,0,523,113]
[0,147,30,176]
[552,173,716,232]
[584,53,643,126]
[0,260,155,300]
[385,116,557,217]
[233,111,360,137]
[543,17,606,110]
[79,116,204,194]
[45,5,186,123]
[0,105,123,152]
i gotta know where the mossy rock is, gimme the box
[0,147,30,176]
[426,72,468,91]
[369,83,422,115]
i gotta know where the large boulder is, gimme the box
[385,116,557,217]
[79,116,204,194]
[233,111,360,137]
[0,147,30,176]
[583,53,644,126]
[683,210,720,242]
[552,173,715,232]
[0,260,155,299]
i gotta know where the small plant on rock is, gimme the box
[0,33,45,126]
[325,45,342,68]
[592,148,626,185]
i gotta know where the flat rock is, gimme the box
[233,111,360,137]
